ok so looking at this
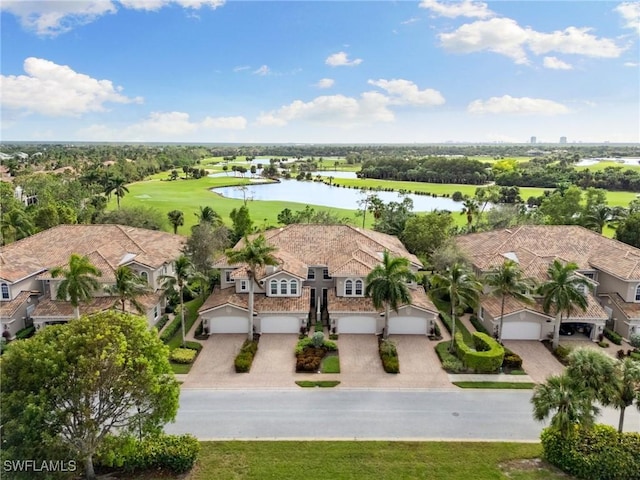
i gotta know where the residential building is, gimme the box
[456,225,640,341]
[0,224,185,338]
[199,224,438,335]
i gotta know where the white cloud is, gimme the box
[467,95,570,115]
[439,18,530,64]
[256,92,393,128]
[367,79,445,106]
[0,57,142,117]
[615,2,640,34]
[253,65,270,76]
[439,17,624,64]
[233,65,251,72]
[543,56,573,70]
[401,17,420,25]
[1,0,224,36]
[201,115,247,129]
[419,0,493,19]
[325,51,363,67]
[624,61,639,67]
[314,78,335,89]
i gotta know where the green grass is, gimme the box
[320,355,340,373]
[184,441,564,480]
[167,297,205,374]
[295,380,341,388]
[453,381,536,389]
[574,160,640,172]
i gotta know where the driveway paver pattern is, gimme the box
[503,340,564,384]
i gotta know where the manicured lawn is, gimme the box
[295,380,340,388]
[185,441,565,480]
[453,381,536,389]
[574,160,640,172]
[320,355,340,373]
[167,297,205,374]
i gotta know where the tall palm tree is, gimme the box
[484,259,535,343]
[112,177,129,210]
[161,255,195,347]
[225,235,278,340]
[428,263,482,353]
[365,250,415,339]
[195,206,222,226]
[460,198,479,229]
[610,357,640,433]
[539,260,590,350]
[50,254,102,319]
[105,266,150,314]
[167,210,184,234]
[531,372,599,437]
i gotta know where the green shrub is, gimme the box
[329,333,339,340]
[295,337,314,354]
[541,425,640,480]
[455,332,504,373]
[155,314,170,330]
[314,322,324,332]
[442,357,465,373]
[379,339,399,373]
[604,328,623,345]
[159,315,182,343]
[322,339,338,351]
[235,340,258,372]
[629,333,640,349]
[598,340,610,348]
[469,315,489,335]
[170,348,197,364]
[553,344,572,364]
[312,331,325,347]
[630,351,640,360]
[296,347,325,372]
[184,340,203,352]
[381,355,399,373]
[502,352,523,370]
[97,433,200,475]
[14,326,35,340]
[439,313,453,334]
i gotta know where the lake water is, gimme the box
[576,157,640,167]
[212,179,464,212]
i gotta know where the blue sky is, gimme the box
[1,1,638,144]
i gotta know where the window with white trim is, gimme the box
[225,270,232,282]
[636,285,640,302]
[240,280,248,291]
[1,283,9,300]
[345,280,353,296]
[355,280,363,296]
[576,283,587,296]
[270,280,278,295]
[323,268,331,279]
[154,305,159,318]
[307,268,315,280]
[290,280,298,295]
[280,279,287,295]
[140,271,148,284]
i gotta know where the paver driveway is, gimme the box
[391,335,451,388]
[181,334,245,388]
[503,340,564,383]
[249,334,298,374]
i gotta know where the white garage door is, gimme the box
[209,316,248,334]
[337,316,377,334]
[501,321,541,340]
[260,316,300,334]
[389,316,427,335]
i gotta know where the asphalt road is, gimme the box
[164,388,640,441]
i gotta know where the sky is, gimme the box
[1,0,639,144]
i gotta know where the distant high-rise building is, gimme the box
[560,136,567,144]
[530,136,537,144]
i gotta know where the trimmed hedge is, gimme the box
[541,425,640,480]
[455,332,504,373]
[502,352,523,370]
[604,328,623,345]
[379,339,399,374]
[234,339,258,373]
[469,314,490,335]
[183,340,203,352]
[159,315,182,343]
[435,341,466,373]
[97,433,200,475]
[170,348,197,364]
[155,314,170,331]
[15,326,35,340]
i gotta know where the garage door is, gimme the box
[501,321,541,340]
[337,316,377,334]
[389,316,427,335]
[209,316,248,334]
[260,316,300,334]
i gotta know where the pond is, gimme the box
[212,179,464,212]
[576,157,640,167]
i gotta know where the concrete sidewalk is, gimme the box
[448,373,535,383]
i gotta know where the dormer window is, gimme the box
[345,280,353,295]
[1,283,9,300]
[270,280,278,295]
[140,271,149,284]
[307,268,315,280]
[355,280,363,296]
[323,268,331,279]
[269,278,297,296]
[225,270,232,282]
[576,284,587,296]
[240,280,248,291]
[290,280,298,295]
[280,279,287,295]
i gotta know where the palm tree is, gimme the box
[105,266,150,314]
[50,254,102,319]
[365,250,415,339]
[225,235,278,340]
[167,210,184,234]
[1,208,35,244]
[112,177,129,209]
[484,259,535,343]
[539,260,590,350]
[162,255,195,347]
[582,205,612,234]
[428,263,482,353]
[610,357,640,433]
[460,198,479,229]
[531,372,599,437]
[195,206,222,226]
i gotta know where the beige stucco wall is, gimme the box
[261,272,301,297]
[598,271,637,303]
[334,276,366,297]
[1,275,40,301]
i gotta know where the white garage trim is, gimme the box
[389,316,427,335]
[260,316,300,334]
[209,316,248,334]
[337,316,377,334]
[501,321,541,340]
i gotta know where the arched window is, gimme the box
[1,283,9,300]
[635,285,640,302]
[290,280,298,295]
[355,280,363,296]
[270,280,278,295]
[280,279,288,295]
[345,280,353,296]
[140,271,148,283]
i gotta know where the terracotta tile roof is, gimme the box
[0,224,185,283]
[228,250,308,281]
[604,293,640,320]
[0,291,39,319]
[31,291,162,319]
[409,286,439,313]
[481,292,608,321]
[199,286,311,314]
[457,225,640,281]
